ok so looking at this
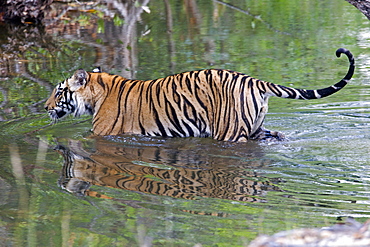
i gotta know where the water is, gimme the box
[1,0,370,246]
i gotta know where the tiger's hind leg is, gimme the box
[250,127,285,141]
[249,105,285,141]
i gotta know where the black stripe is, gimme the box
[97,75,105,89]
[185,75,193,94]
[268,83,282,97]
[165,100,186,136]
[280,85,298,98]
[110,79,136,134]
[249,79,260,121]
[182,120,195,137]
[183,97,197,125]
[239,76,252,134]
[152,105,167,136]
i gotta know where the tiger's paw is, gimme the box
[250,128,286,142]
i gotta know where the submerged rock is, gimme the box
[249,218,370,247]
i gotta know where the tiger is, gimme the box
[45,48,354,142]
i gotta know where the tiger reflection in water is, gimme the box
[56,137,281,203]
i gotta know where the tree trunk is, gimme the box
[346,0,370,20]
[1,0,53,24]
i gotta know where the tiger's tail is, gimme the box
[266,48,354,99]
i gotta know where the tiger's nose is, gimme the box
[44,105,49,111]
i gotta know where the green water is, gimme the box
[1,0,370,246]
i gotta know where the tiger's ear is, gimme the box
[69,69,88,90]
[92,66,101,73]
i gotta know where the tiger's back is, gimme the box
[45,48,354,142]
[91,69,270,141]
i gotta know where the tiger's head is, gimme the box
[45,69,95,122]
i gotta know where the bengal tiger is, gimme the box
[45,48,354,142]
